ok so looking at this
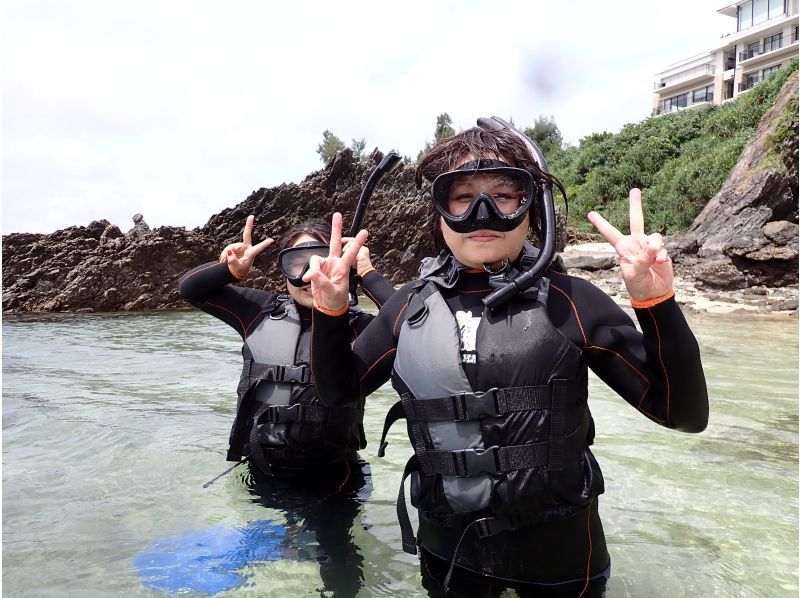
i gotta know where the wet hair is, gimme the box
[279,219,331,251]
[415,127,567,252]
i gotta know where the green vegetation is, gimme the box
[547,59,798,234]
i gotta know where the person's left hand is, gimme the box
[342,237,374,278]
[587,188,673,301]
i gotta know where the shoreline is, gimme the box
[562,243,799,319]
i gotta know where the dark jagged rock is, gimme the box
[2,149,433,313]
[669,72,799,290]
[4,72,798,314]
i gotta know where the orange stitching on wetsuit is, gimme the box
[361,285,379,306]
[584,345,665,423]
[177,262,220,294]
[204,300,247,339]
[549,282,588,347]
[647,308,671,425]
[359,348,396,382]
[457,288,492,294]
[579,499,594,598]
[392,303,408,337]
[333,457,352,496]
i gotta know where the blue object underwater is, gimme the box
[133,520,286,595]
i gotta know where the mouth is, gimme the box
[466,231,502,243]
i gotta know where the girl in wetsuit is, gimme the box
[304,126,708,597]
[178,216,395,596]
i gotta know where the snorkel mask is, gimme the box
[277,241,328,287]
[430,159,538,233]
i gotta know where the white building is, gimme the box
[653,0,799,115]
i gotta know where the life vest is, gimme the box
[379,246,604,555]
[227,296,366,473]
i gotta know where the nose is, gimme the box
[474,195,492,225]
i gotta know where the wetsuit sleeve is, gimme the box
[548,273,708,433]
[311,282,414,408]
[177,261,275,339]
[359,270,396,308]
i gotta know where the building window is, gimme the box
[740,0,786,29]
[748,40,760,58]
[738,1,752,30]
[763,64,782,78]
[764,32,783,52]
[768,0,785,19]
[753,0,769,25]
[663,93,689,112]
[692,85,714,103]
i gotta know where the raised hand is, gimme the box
[587,188,673,301]
[342,236,375,278]
[219,215,274,280]
[303,213,368,312]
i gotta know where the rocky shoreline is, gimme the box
[3,74,797,319]
[561,243,798,318]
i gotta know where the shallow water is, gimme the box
[2,308,797,597]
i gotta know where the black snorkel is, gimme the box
[348,151,402,306]
[476,116,557,312]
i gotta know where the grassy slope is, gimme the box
[547,59,798,235]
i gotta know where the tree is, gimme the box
[417,112,456,161]
[523,115,563,161]
[316,130,345,163]
[350,138,367,160]
[434,113,455,142]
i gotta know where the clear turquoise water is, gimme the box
[3,308,798,597]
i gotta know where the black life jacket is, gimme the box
[379,246,604,555]
[227,295,366,473]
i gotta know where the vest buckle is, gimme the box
[453,446,499,476]
[452,389,499,420]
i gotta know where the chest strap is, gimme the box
[245,362,311,384]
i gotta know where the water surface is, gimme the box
[3,309,797,597]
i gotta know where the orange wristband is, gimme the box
[359,267,376,278]
[227,262,245,281]
[313,300,349,317]
[631,290,675,309]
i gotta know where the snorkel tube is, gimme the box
[476,116,557,312]
[348,151,402,305]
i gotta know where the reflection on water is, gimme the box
[3,310,798,597]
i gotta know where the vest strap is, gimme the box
[378,401,407,457]
[405,384,555,422]
[422,442,550,477]
[248,362,311,384]
[397,455,420,555]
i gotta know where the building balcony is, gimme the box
[739,38,787,61]
[652,98,714,116]
[654,63,715,92]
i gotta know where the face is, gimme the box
[286,233,322,308]
[440,156,530,269]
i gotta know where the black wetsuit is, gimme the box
[311,265,708,596]
[178,261,395,597]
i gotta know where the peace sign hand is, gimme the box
[219,215,274,280]
[587,188,673,302]
[303,212,368,313]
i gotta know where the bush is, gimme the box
[548,59,798,235]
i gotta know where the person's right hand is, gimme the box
[303,212,368,312]
[219,215,274,279]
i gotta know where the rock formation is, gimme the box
[3,73,797,314]
[667,71,799,290]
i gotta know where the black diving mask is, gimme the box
[277,241,329,287]
[430,159,537,233]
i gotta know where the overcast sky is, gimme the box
[3,0,734,235]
